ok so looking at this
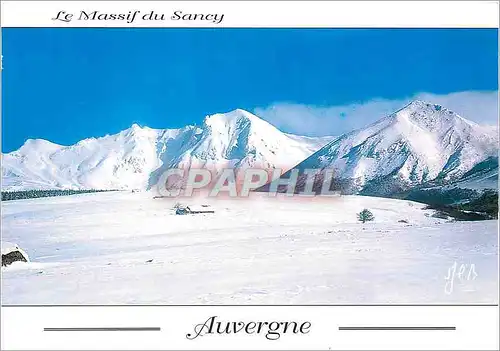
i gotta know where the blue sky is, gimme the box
[2,28,498,152]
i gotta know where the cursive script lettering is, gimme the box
[171,11,224,24]
[51,10,225,24]
[445,261,478,295]
[186,316,311,340]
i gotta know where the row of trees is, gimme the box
[357,189,498,223]
[425,189,498,221]
[1,189,117,201]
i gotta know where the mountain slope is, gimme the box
[282,100,498,195]
[2,110,332,191]
[148,109,332,188]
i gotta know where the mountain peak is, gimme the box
[16,138,63,154]
[293,100,498,193]
[407,99,427,106]
[127,123,145,133]
[390,99,460,127]
[202,109,274,136]
[204,108,260,125]
[399,99,444,113]
[120,123,157,139]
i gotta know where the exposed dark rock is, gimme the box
[2,251,28,267]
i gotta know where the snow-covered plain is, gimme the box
[1,191,498,304]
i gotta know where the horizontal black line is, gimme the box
[4,304,498,307]
[339,326,456,331]
[44,327,161,332]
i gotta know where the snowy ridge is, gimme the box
[2,101,497,193]
[156,109,330,175]
[292,100,498,194]
[2,109,332,191]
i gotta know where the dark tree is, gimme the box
[357,209,374,223]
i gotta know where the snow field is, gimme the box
[2,191,497,304]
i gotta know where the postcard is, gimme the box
[1,1,498,350]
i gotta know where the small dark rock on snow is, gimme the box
[2,251,28,267]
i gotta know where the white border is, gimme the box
[1,306,499,350]
[0,1,499,28]
[1,1,499,350]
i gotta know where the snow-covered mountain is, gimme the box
[1,109,332,191]
[284,100,498,195]
[3,101,497,195]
